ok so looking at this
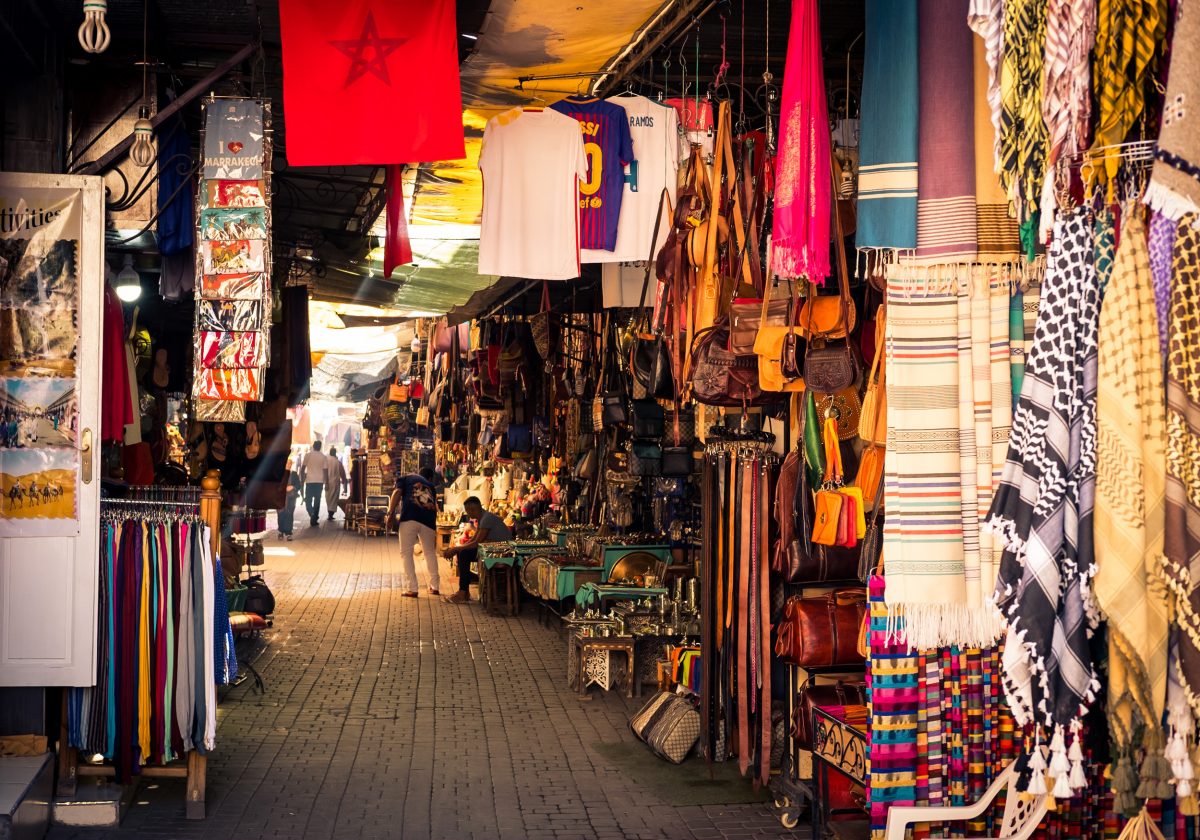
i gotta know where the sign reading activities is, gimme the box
[0,185,82,535]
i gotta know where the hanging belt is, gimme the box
[758,457,773,786]
[737,456,753,776]
[701,454,715,760]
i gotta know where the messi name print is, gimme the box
[550,96,634,251]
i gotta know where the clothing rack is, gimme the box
[58,470,222,820]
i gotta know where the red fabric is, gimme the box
[383,164,412,276]
[278,0,465,166]
[102,284,132,443]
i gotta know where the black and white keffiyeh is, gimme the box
[986,207,1101,797]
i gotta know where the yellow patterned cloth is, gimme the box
[998,0,1048,224]
[1166,216,1200,717]
[1089,0,1167,189]
[1094,211,1169,770]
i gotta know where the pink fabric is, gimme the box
[769,0,831,282]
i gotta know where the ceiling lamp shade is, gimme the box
[129,107,155,168]
[114,254,142,302]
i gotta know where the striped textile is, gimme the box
[999,0,1049,243]
[967,0,1003,173]
[988,207,1101,795]
[1093,210,1171,810]
[1147,0,1200,218]
[882,265,1013,650]
[1091,0,1168,191]
[915,0,977,262]
[973,32,1023,260]
[1040,0,1095,167]
[857,0,919,249]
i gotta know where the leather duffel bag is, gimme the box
[774,588,866,668]
[792,677,867,750]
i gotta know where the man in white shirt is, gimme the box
[301,440,328,527]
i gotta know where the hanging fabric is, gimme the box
[769,0,830,280]
[988,206,1102,796]
[998,0,1049,242]
[1146,0,1198,218]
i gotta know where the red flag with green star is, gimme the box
[278,0,465,166]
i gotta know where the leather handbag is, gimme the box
[857,479,887,582]
[689,324,769,407]
[804,338,860,394]
[786,447,861,583]
[815,387,863,441]
[660,446,695,476]
[774,589,868,668]
[629,441,663,477]
[731,296,789,355]
[812,416,846,547]
[853,443,884,508]
[632,398,665,440]
[632,189,677,401]
[754,278,806,393]
[792,678,868,750]
[531,281,552,360]
[858,304,887,445]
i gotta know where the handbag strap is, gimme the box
[821,415,843,486]
[801,152,854,340]
[867,304,886,387]
[637,188,675,323]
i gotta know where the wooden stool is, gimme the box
[572,635,635,699]
[482,563,518,616]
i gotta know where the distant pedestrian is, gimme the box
[324,446,347,521]
[277,463,301,541]
[301,441,328,527]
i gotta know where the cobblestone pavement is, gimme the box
[49,518,803,840]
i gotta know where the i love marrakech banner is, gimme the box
[278,0,465,166]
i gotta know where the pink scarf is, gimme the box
[770,0,831,282]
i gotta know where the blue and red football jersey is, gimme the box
[549,95,634,251]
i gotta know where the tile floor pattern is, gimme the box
[49,517,804,840]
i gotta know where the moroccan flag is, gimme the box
[278,0,465,166]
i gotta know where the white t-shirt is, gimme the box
[582,95,681,264]
[302,449,327,483]
[478,108,588,280]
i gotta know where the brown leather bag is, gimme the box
[774,444,861,584]
[792,677,868,749]
[689,324,770,407]
[774,589,867,668]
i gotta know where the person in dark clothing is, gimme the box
[277,466,301,541]
[392,467,441,597]
[442,496,513,604]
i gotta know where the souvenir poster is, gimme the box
[200,331,264,369]
[199,271,266,300]
[197,299,263,332]
[0,183,82,535]
[199,207,267,241]
[202,239,265,274]
[202,98,264,179]
[206,180,266,208]
[195,368,261,401]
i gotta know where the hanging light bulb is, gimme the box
[130,106,155,168]
[128,0,155,168]
[78,0,111,54]
[114,254,142,302]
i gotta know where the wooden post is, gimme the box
[185,470,221,820]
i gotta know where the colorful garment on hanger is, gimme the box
[1094,210,1172,812]
[856,0,918,250]
[914,0,977,262]
[1147,0,1199,218]
[988,207,1101,795]
[881,265,1013,650]
[999,0,1049,234]
[67,517,233,781]
[770,0,831,280]
[1091,0,1168,191]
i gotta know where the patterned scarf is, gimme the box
[915,0,977,262]
[987,207,1100,797]
[1091,0,1168,191]
[973,33,1023,260]
[1147,0,1200,218]
[1164,215,1200,719]
[1149,211,1178,358]
[968,0,1004,172]
[857,0,919,250]
[1093,210,1171,811]
[1041,0,1095,168]
[882,265,1012,650]
[998,0,1049,233]
[769,0,830,280]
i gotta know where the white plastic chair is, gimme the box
[884,761,1048,840]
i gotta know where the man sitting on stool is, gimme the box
[443,496,512,604]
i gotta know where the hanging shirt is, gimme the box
[478,108,588,280]
[583,94,680,263]
[549,96,635,252]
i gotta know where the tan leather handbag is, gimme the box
[858,304,887,445]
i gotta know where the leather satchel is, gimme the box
[792,678,868,750]
[731,296,789,356]
[689,324,768,407]
[774,589,868,668]
[786,454,860,583]
[804,337,860,394]
[632,398,665,439]
[754,279,806,393]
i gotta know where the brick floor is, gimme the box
[48,518,804,840]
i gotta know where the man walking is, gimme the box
[324,446,347,521]
[301,441,328,527]
[393,467,441,598]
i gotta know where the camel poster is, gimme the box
[0,448,77,530]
